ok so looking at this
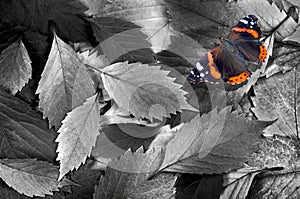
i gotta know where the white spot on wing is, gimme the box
[240,19,248,24]
[250,21,254,25]
[200,73,205,77]
[191,70,194,75]
[196,62,204,71]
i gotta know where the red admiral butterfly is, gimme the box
[188,15,267,86]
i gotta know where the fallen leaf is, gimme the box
[0,159,59,197]
[101,61,197,121]
[159,106,230,171]
[90,17,155,63]
[160,106,273,174]
[0,23,27,53]
[251,66,300,137]
[66,163,101,199]
[92,124,157,160]
[0,39,31,94]
[56,94,104,180]
[0,180,66,199]
[128,173,177,199]
[220,166,262,199]
[0,0,92,42]
[166,0,297,43]
[0,90,57,162]
[247,169,300,199]
[36,34,94,129]
[93,148,164,199]
[265,44,298,78]
[284,26,300,44]
[95,0,171,52]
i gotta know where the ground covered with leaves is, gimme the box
[0,0,299,198]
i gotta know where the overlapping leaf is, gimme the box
[166,0,297,44]
[265,45,298,78]
[0,90,57,162]
[100,61,196,121]
[93,148,164,199]
[0,0,92,42]
[247,170,300,199]
[0,39,31,94]
[36,34,94,129]
[90,17,155,63]
[95,0,171,52]
[56,94,104,180]
[128,173,177,199]
[92,124,158,160]
[0,23,27,53]
[160,106,273,174]
[0,159,59,197]
[67,164,102,199]
[251,66,300,137]
[220,166,262,199]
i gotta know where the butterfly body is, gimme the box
[188,15,267,86]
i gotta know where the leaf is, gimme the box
[94,0,171,52]
[247,170,300,199]
[160,106,273,174]
[66,163,101,199]
[147,124,182,151]
[93,149,164,199]
[251,66,300,137]
[0,39,32,94]
[78,0,104,16]
[128,173,177,199]
[92,124,157,160]
[56,94,104,180]
[175,174,223,199]
[0,90,57,162]
[166,0,297,43]
[159,106,230,171]
[220,166,262,199]
[267,0,294,12]
[0,22,27,53]
[36,34,94,129]
[155,33,207,73]
[0,180,66,199]
[265,45,297,78]
[284,26,300,44]
[0,0,92,42]
[90,17,155,63]
[286,0,300,8]
[0,159,59,197]
[101,61,197,121]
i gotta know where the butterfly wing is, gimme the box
[213,39,254,85]
[232,39,267,63]
[228,15,262,40]
[188,49,222,84]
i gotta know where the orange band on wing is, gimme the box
[232,27,259,38]
[258,45,267,62]
[208,51,221,79]
[227,72,250,85]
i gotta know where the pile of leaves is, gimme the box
[0,0,299,198]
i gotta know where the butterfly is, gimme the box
[188,15,267,86]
